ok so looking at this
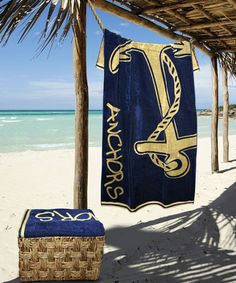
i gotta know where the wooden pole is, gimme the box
[222,65,229,162]
[92,0,213,57]
[211,56,219,173]
[73,0,88,208]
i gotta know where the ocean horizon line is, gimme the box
[0,108,206,112]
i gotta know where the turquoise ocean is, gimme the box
[0,110,235,153]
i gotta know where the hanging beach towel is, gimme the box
[97,29,199,211]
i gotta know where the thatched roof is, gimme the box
[93,0,236,75]
[0,0,235,74]
[109,0,236,52]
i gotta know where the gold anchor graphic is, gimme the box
[109,41,197,178]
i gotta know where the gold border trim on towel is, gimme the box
[20,209,31,238]
[101,200,194,212]
[96,63,104,70]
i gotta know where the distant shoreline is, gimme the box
[0,108,235,118]
[198,105,236,118]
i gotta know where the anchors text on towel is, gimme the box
[105,103,124,200]
[35,210,97,222]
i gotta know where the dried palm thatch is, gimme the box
[0,0,82,51]
[92,0,236,77]
[218,52,236,76]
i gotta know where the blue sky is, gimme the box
[0,7,235,110]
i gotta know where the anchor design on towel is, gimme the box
[109,41,197,178]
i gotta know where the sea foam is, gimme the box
[2,119,22,123]
[36,118,54,121]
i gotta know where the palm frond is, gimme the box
[218,52,236,78]
[0,0,80,51]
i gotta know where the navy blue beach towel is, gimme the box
[97,30,199,211]
[19,209,105,238]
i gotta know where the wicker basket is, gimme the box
[18,236,105,281]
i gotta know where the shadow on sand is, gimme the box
[218,166,236,174]
[5,182,236,283]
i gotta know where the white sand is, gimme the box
[0,136,236,282]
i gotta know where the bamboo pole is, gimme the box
[222,65,229,162]
[92,0,213,57]
[73,0,88,209]
[211,56,219,173]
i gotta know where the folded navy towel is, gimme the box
[19,209,105,238]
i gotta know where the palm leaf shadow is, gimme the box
[101,181,236,282]
[4,182,236,283]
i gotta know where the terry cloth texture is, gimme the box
[19,209,105,238]
[98,29,198,211]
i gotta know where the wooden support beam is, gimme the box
[165,9,191,24]
[73,0,88,208]
[92,0,213,56]
[211,56,219,173]
[178,19,236,30]
[143,14,174,30]
[222,65,229,163]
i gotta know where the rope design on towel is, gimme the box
[87,0,105,32]
[148,50,182,172]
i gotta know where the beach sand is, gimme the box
[0,136,236,282]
